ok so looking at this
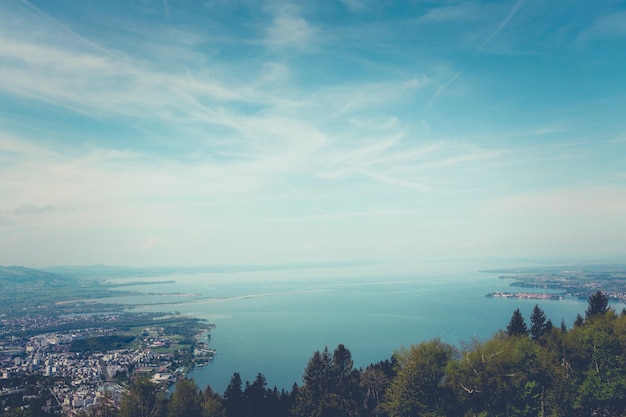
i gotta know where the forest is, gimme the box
[73,292,626,417]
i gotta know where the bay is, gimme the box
[101,261,621,393]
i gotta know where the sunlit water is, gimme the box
[97,261,622,393]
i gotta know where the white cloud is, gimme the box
[264,9,315,51]
[579,11,626,42]
[480,0,525,50]
[2,1,624,266]
[339,0,370,13]
[416,2,484,24]
[484,187,626,217]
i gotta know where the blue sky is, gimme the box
[1,0,626,267]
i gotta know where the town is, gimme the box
[0,312,214,415]
[484,265,626,303]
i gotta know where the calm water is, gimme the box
[100,261,619,393]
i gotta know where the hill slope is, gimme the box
[0,265,77,287]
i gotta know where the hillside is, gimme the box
[0,265,77,288]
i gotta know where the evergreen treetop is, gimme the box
[585,291,609,320]
[506,308,528,336]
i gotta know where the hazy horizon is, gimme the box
[1,1,626,267]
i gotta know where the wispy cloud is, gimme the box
[578,11,626,42]
[416,2,483,24]
[428,72,461,108]
[480,0,525,50]
[162,0,171,25]
[2,0,625,265]
[264,6,316,52]
[339,0,370,13]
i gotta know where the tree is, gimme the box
[168,378,202,417]
[201,386,224,417]
[224,372,245,417]
[361,359,395,417]
[293,345,362,417]
[585,291,609,320]
[574,314,584,327]
[507,309,528,337]
[244,373,268,417]
[119,377,163,417]
[384,339,455,417]
[530,304,547,340]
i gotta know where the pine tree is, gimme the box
[574,314,584,327]
[224,372,245,417]
[585,291,609,319]
[244,373,268,417]
[294,345,361,417]
[545,318,553,333]
[506,308,528,336]
[530,304,547,340]
[560,318,567,332]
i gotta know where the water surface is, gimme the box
[102,261,616,392]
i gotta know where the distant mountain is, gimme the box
[43,260,378,280]
[0,265,77,288]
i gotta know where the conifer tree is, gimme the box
[585,291,609,319]
[294,345,361,417]
[244,373,268,417]
[530,304,547,340]
[545,318,553,333]
[574,314,584,327]
[224,372,245,417]
[506,308,528,336]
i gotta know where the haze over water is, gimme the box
[102,261,619,393]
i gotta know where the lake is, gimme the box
[100,261,618,393]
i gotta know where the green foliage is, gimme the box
[70,335,136,353]
[361,359,395,417]
[384,339,455,417]
[574,314,584,327]
[530,304,547,340]
[585,291,609,320]
[168,378,202,417]
[293,344,362,417]
[223,372,245,417]
[201,386,224,417]
[119,377,164,417]
[507,308,529,337]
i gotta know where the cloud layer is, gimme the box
[1,0,626,266]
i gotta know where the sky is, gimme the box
[1,0,626,268]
